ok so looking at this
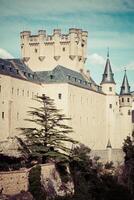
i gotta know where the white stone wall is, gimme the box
[0,74,44,140]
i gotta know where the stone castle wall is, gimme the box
[0,163,74,197]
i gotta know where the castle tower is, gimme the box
[101,50,116,148]
[119,70,132,139]
[20,29,88,72]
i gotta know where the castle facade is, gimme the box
[0,28,134,163]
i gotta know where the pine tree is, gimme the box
[19,94,77,161]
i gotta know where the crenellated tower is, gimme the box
[20,28,88,72]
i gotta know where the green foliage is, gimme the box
[19,94,77,162]
[122,136,134,197]
[28,165,46,200]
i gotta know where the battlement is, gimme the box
[20,28,88,72]
[21,28,88,44]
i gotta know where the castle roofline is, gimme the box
[120,70,131,95]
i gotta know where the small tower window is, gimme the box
[63,47,65,51]
[0,85,1,93]
[127,98,130,102]
[22,90,24,96]
[109,104,112,108]
[2,112,4,119]
[17,112,19,120]
[35,48,38,53]
[58,93,62,99]
[122,98,124,102]
[109,87,112,92]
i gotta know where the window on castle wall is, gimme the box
[127,98,130,102]
[35,48,38,53]
[63,47,65,51]
[17,89,19,96]
[109,87,112,92]
[58,93,62,99]
[2,112,4,119]
[17,112,19,120]
[109,104,112,108]
[0,85,1,93]
[81,43,84,47]
[12,87,14,94]
[22,90,24,96]
[122,98,124,102]
[128,110,131,115]
[27,91,29,97]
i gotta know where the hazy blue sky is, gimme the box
[0,0,134,92]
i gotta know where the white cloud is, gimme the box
[0,48,14,59]
[87,53,105,66]
[126,62,134,70]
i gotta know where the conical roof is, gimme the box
[120,70,130,95]
[101,50,115,84]
[106,139,112,148]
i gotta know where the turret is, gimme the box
[101,49,116,94]
[20,31,31,62]
[119,70,132,138]
[119,70,132,109]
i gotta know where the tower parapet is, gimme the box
[20,28,88,72]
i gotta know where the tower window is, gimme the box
[122,98,124,102]
[109,87,112,91]
[63,47,65,51]
[0,85,1,93]
[58,93,62,99]
[27,91,29,97]
[2,112,4,119]
[22,90,24,96]
[50,75,54,79]
[127,98,130,102]
[109,104,112,108]
[35,48,38,53]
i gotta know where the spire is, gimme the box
[101,49,115,84]
[120,69,130,95]
[106,139,112,148]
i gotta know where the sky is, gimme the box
[0,0,134,92]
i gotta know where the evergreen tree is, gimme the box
[19,94,77,161]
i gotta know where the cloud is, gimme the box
[126,61,134,70]
[0,48,14,59]
[87,53,105,66]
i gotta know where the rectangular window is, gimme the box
[2,112,4,119]
[127,98,130,102]
[22,90,24,96]
[17,112,19,120]
[122,98,124,102]
[128,110,131,115]
[12,87,14,94]
[0,85,1,93]
[58,93,62,99]
[17,89,19,95]
[109,87,112,91]
[109,104,112,108]
[27,91,29,97]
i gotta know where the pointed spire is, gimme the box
[101,49,115,84]
[120,69,130,95]
[106,139,112,148]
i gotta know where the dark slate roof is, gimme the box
[101,55,115,84]
[0,58,39,83]
[120,70,130,95]
[36,65,103,93]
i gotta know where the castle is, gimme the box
[0,28,134,163]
